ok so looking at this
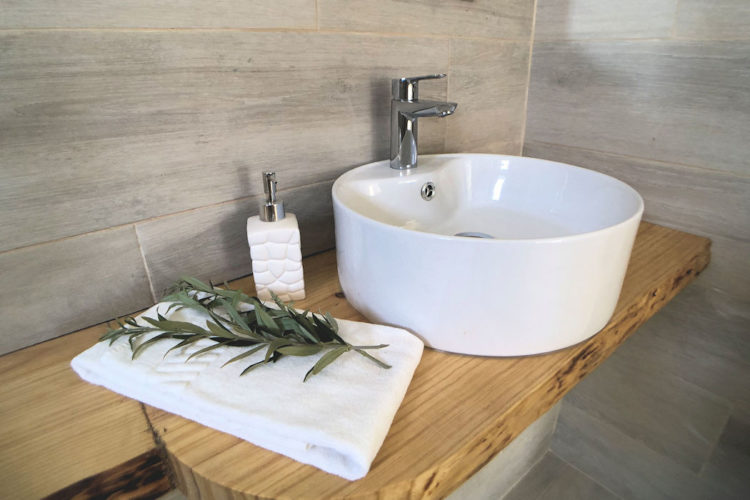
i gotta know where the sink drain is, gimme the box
[421,182,436,201]
[454,231,494,239]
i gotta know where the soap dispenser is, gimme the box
[246,172,305,302]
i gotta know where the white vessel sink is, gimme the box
[332,154,644,356]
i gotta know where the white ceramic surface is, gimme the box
[332,154,644,356]
[247,214,306,302]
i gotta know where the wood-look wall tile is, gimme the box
[136,181,335,297]
[534,0,677,40]
[552,402,726,500]
[563,328,732,473]
[318,0,535,39]
[0,31,449,252]
[523,142,750,301]
[701,234,750,303]
[0,1,315,29]
[0,227,152,355]
[676,0,750,40]
[556,284,748,493]
[522,142,750,242]
[504,452,620,500]
[701,410,750,499]
[445,40,529,154]
[156,490,187,500]
[448,403,560,500]
[604,284,750,412]
[525,41,750,176]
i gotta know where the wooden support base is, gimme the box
[42,449,172,500]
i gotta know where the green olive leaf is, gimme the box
[222,344,265,367]
[304,346,350,382]
[277,344,325,356]
[186,339,233,361]
[251,299,281,334]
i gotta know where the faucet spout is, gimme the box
[401,100,457,120]
[389,75,457,170]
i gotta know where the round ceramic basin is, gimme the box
[332,154,644,356]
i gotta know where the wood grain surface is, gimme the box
[0,30,449,252]
[445,39,529,154]
[318,0,534,39]
[42,449,172,500]
[0,226,153,355]
[145,221,710,499]
[526,40,750,176]
[0,322,157,498]
[533,0,677,40]
[0,0,315,29]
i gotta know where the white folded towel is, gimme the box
[71,302,423,480]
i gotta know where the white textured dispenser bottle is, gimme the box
[247,172,305,302]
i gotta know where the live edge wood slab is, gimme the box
[0,222,710,500]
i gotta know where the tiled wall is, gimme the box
[525,1,750,498]
[0,1,535,355]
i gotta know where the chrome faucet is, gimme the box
[390,74,457,170]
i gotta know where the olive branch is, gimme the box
[100,277,390,381]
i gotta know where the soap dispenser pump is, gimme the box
[246,172,305,302]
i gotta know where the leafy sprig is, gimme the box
[100,277,390,381]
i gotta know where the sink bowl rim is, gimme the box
[332,153,645,244]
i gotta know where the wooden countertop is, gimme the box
[0,222,710,499]
[0,320,170,499]
[152,222,710,499]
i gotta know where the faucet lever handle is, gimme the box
[392,73,447,101]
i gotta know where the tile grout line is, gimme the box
[550,399,561,436]
[501,404,563,498]
[445,38,453,152]
[547,450,625,500]
[133,224,158,302]
[1,27,747,42]
[498,450,549,500]
[518,0,539,155]
[0,26,533,42]
[671,0,681,39]
[533,35,750,42]
[0,177,338,257]
[0,224,134,257]
[525,140,750,180]
[697,406,733,477]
